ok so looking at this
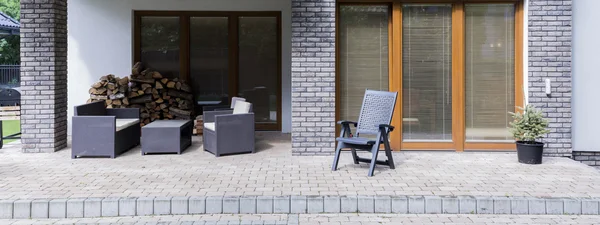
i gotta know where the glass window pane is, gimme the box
[402,5,452,141]
[140,16,180,79]
[238,17,279,125]
[339,5,390,126]
[465,4,515,141]
[190,17,229,112]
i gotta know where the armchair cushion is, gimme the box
[204,122,216,131]
[233,101,252,114]
[116,119,140,131]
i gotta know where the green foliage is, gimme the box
[0,0,20,65]
[508,105,550,144]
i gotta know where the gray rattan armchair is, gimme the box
[72,101,140,159]
[203,101,254,157]
[332,90,398,176]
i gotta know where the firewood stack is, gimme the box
[87,74,130,108]
[193,115,203,135]
[128,62,194,126]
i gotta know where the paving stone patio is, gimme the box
[3,214,600,225]
[1,133,599,200]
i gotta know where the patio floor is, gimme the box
[1,133,599,200]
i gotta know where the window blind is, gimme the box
[465,4,516,141]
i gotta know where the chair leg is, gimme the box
[368,145,380,177]
[332,142,344,171]
[350,148,359,164]
[385,142,395,170]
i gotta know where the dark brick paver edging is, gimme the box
[1,195,599,219]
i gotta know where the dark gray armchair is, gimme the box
[203,101,254,157]
[332,90,398,177]
[72,101,140,159]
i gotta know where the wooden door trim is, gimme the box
[452,2,465,152]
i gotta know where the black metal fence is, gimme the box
[0,65,19,87]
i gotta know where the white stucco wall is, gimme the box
[67,0,292,134]
[572,0,600,152]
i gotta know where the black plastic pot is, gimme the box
[516,141,544,164]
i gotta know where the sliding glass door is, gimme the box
[135,12,282,131]
[337,1,523,151]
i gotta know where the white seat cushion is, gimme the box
[115,119,139,132]
[233,101,251,114]
[204,122,216,131]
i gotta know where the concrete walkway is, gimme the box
[3,214,600,225]
[1,134,600,218]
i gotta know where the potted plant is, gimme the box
[509,105,550,164]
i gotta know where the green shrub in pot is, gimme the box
[509,105,550,164]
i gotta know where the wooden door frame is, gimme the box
[133,11,282,131]
[335,0,524,151]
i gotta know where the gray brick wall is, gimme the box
[291,0,336,155]
[20,0,68,153]
[528,0,572,156]
[572,152,600,167]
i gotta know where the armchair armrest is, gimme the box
[379,124,395,132]
[337,120,358,127]
[107,108,139,119]
[215,113,255,135]
[204,110,233,123]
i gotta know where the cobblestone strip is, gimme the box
[1,195,599,219]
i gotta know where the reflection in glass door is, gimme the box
[238,16,280,129]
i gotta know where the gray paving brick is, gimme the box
[49,199,67,219]
[136,197,154,216]
[154,197,172,215]
[374,196,391,213]
[511,198,529,215]
[171,197,190,215]
[358,196,374,213]
[273,196,289,213]
[240,196,257,214]
[582,199,600,215]
[323,196,340,213]
[459,196,476,214]
[206,196,223,214]
[83,198,102,218]
[425,196,442,214]
[442,197,459,214]
[493,198,511,214]
[223,196,239,214]
[477,197,493,214]
[408,196,425,214]
[529,199,546,215]
[341,196,358,213]
[31,200,49,219]
[257,196,273,214]
[66,199,84,218]
[564,199,581,215]
[118,198,136,216]
[189,197,206,214]
[392,196,408,214]
[290,196,306,214]
[307,196,324,213]
[13,200,31,219]
[546,199,564,215]
[0,200,14,219]
[100,198,119,217]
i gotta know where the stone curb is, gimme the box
[0,195,598,219]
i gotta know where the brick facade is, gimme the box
[291,0,336,155]
[528,0,572,157]
[20,0,68,153]
[572,152,600,167]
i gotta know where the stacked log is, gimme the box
[87,74,130,108]
[129,62,194,126]
[193,115,203,135]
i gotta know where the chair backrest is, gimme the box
[231,97,246,108]
[74,101,106,116]
[356,90,398,135]
[233,101,252,114]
